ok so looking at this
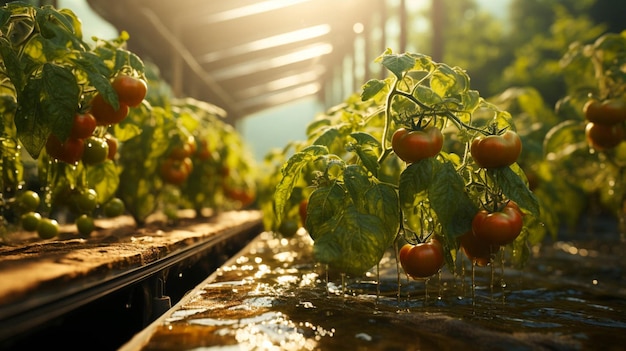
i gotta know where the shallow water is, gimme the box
[136,228,626,351]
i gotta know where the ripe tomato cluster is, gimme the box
[398,238,445,279]
[45,75,146,165]
[583,98,626,151]
[459,201,524,266]
[470,130,522,169]
[391,126,443,163]
[160,136,196,185]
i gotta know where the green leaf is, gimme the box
[311,125,341,148]
[543,120,586,158]
[274,145,329,221]
[490,166,541,217]
[361,79,387,101]
[15,64,79,157]
[428,159,478,239]
[0,38,25,92]
[412,85,443,106]
[398,158,435,206]
[312,205,391,276]
[430,64,468,97]
[306,181,348,240]
[350,132,381,176]
[86,160,120,203]
[343,164,372,210]
[381,52,416,79]
[363,181,400,236]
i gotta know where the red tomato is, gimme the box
[470,130,522,169]
[160,157,193,185]
[45,134,84,164]
[90,93,129,126]
[584,98,626,125]
[112,75,148,107]
[458,231,497,267]
[472,201,523,246]
[585,122,624,151]
[398,239,445,279]
[69,113,97,139]
[104,134,118,160]
[391,126,443,163]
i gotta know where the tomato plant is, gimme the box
[270,50,540,277]
[391,126,443,163]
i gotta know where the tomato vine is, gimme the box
[271,50,540,277]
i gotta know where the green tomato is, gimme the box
[75,214,95,237]
[17,190,40,212]
[82,136,109,165]
[21,211,41,231]
[37,218,59,239]
[70,188,98,214]
[103,197,125,217]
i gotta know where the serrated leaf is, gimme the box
[343,164,371,209]
[350,132,380,176]
[398,158,435,206]
[490,166,540,217]
[363,181,400,235]
[312,205,391,276]
[306,182,347,240]
[382,53,416,79]
[412,85,443,106]
[429,160,478,239]
[86,160,119,203]
[430,63,468,97]
[361,79,387,101]
[274,145,329,221]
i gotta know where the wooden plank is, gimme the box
[0,210,263,342]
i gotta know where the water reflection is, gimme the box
[135,231,626,351]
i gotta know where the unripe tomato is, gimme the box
[392,126,443,163]
[278,219,299,237]
[470,130,522,169]
[21,211,42,231]
[90,93,129,125]
[585,122,625,151]
[112,75,148,107]
[37,218,59,239]
[17,190,40,212]
[472,201,523,246]
[82,136,109,165]
[75,214,95,237]
[398,239,444,279]
[69,113,97,139]
[70,188,98,214]
[103,197,125,217]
